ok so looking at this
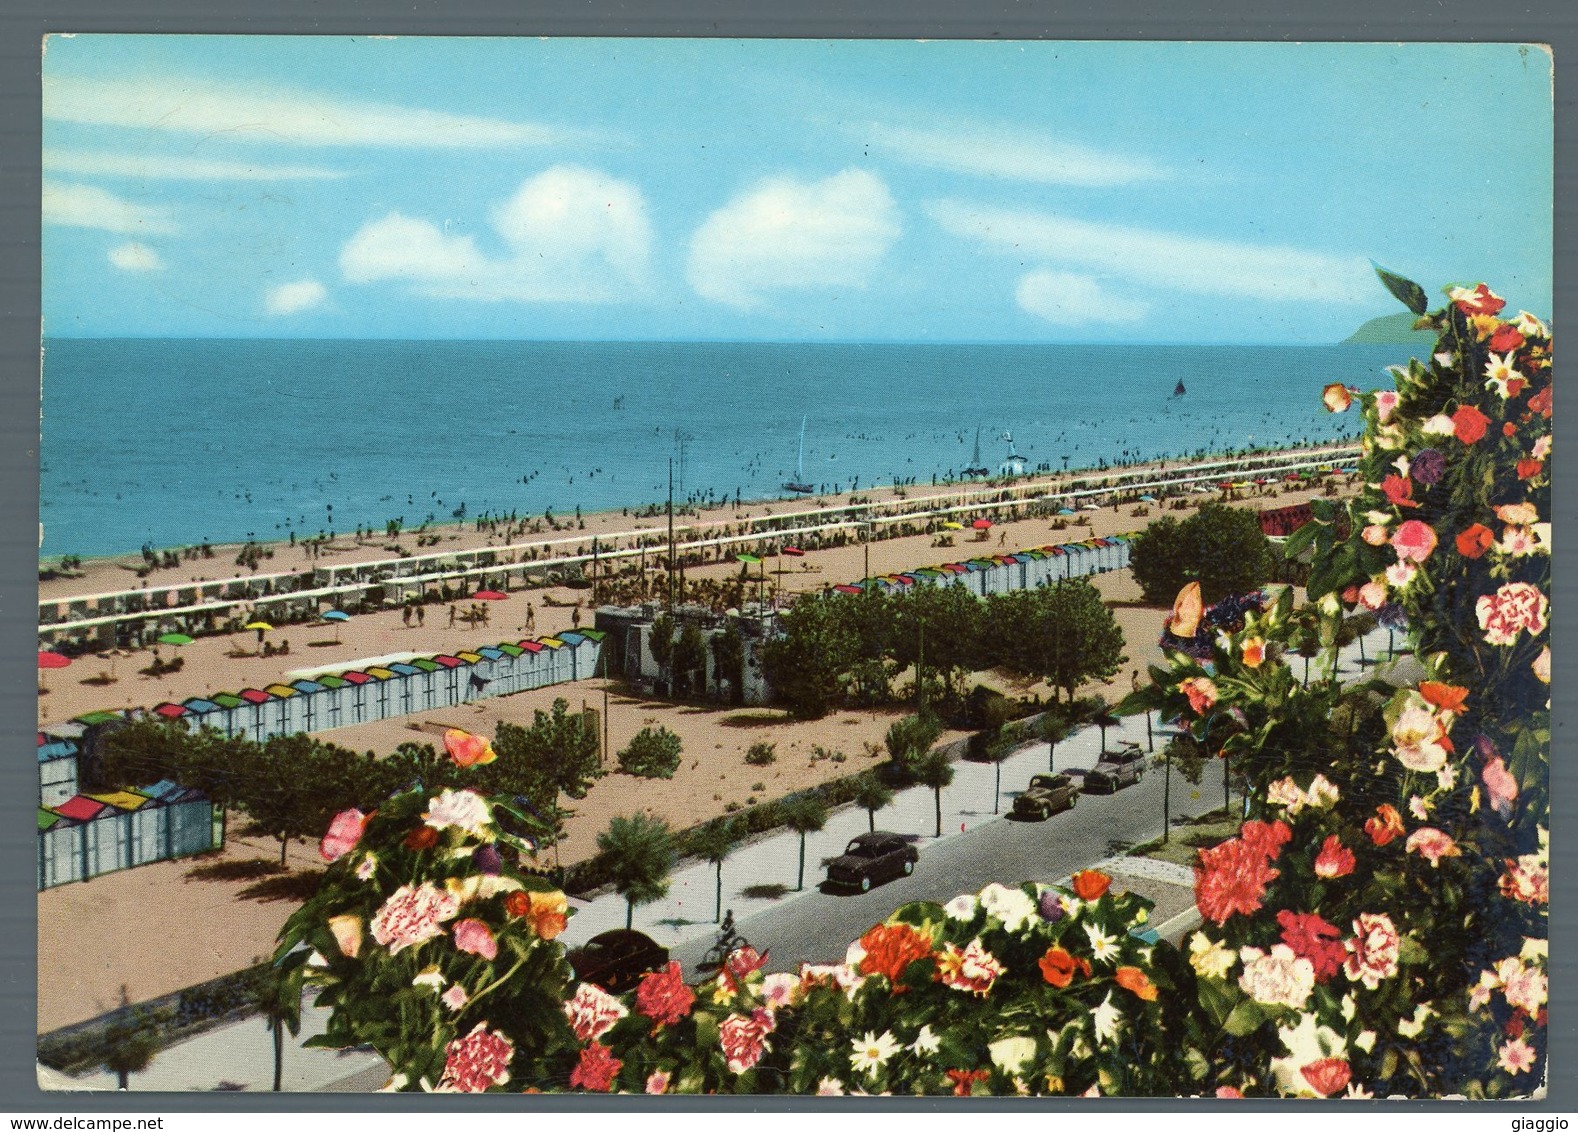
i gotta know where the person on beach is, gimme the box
[525,602,535,631]
[402,605,412,627]
[572,605,581,629]
[417,604,425,627]
[448,604,457,628]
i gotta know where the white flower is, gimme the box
[844,940,867,969]
[1306,774,1340,809]
[816,1077,846,1096]
[849,1030,901,1079]
[1434,351,1456,368]
[1364,510,1393,526]
[1513,311,1548,337]
[1436,764,1458,792]
[1391,698,1448,773]
[1408,795,1431,821]
[1422,413,1458,436]
[1267,776,1305,813]
[909,1024,941,1056]
[355,853,378,881]
[1345,1083,1375,1100]
[412,965,446,991]
[423,788,493,837]
[1385,561,1417,590]
[1238,944,1315,1009]
[1521,937,1549,963]
[943,893,979,921]
[1355,1030,1376,1053]
[1483,352,1524,398]
[1269,1012,1349,1098]
[979,883,1037,933]
[1339,994,1357,1022]
[1083,922,1121,966]
[1189,932,1237,980]
[440,983,469,1012]
[1091,993,1122,1044]
[988,1034,1038,1076]
[1397,1003,1435,1039]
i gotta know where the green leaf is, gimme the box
[1372,263,1429,315]
[1222,1000,1267,1037]
[1196,977,1241,1028]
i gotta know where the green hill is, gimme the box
[1344,311,1438,345]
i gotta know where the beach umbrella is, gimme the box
[942,521,963,530]
[38,650,69,692]
[245,620,273,646]
[157,632,194,648]
[972,518,993,529]
[1139,494,1157,502]
[322,609,350,643]
[1057,508,1076,516]
[782,546,805,557]
[474,590,507,600]
[735,553,762,565]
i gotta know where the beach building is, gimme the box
[595,604,775,705]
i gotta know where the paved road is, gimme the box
[672,754,1225,977]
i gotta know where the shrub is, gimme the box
[744,742,776,767]
[617,726,682,779]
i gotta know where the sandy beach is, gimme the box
[38,464,1352,1032]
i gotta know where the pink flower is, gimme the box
[443,727,497,768]
[1344,913,1401,989]
[1277,910,1347,983]
[1237,943,1315,1008]
[1195,837,1280,926]
[1179,676,1218,715]
[422,788,493,837]
[564,982,629,1042]
[369,883,459,955]
[1215,1086,1244,1099]
[453,919,498,961]
[438,1022,513,1093]
[1405,827,1461,868]
[1357,581,1387,611]
[319,808,371,862]
[1361,524,1389,547]
[636,961,696,1028]
[1498,1037,1538,1076]
[719,1012,771,1073]
[1391,520,1438,563]
[645,1069,671,1095]
[935,939,1005,996]
[570,1042,621,1092]
[1476,582,1549,646]
[1450,283,1506,316]
[1532,646,1551,684]
[1301,1059,1352,1098]
[1502,966,1547,1015]
[1385,561,1417,590]
[1500,855,1549,905]
[1313,835,1356,879]
[441,983,469,1012]
[1374,389,1400,423]
[1481,755,1518,820]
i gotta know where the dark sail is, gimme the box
[1174,380,1187,396]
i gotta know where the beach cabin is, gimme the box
[39,781,221,890]
[206,693,245,739]
[181,698,226,736]
[409,659,442,711]
[237,689,273,742]
[341,671,373,724]
[387,664,420,715]
[314,675,349,728]
[492,644,525,694]
[38,731,79,808]
[433,655,465,705]
[454,652,485,701]
[264,684,301,736]
[518,640,547,690]
[363,668,396,721]
[558,632,588,681]
[291,680,328,731]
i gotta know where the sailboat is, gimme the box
[999,431,1027,476]
[782,416,815,494]
[962,426,990,477]
[1173,379,1187,397]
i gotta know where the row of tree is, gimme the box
[759,577,1128,719]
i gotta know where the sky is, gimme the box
[41,37,1554,343]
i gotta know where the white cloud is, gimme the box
[339,165,651,304]
[265,279,328,316]
[45,148,348,181]
[107,242,164,272]
[42,181,177,235]
[1016,269,1149,325]
[686,168,901,309]
[929,199,1376,305]
[867,122,1167,186]
[44,75,573,149]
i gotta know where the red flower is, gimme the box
[1452,404,1490,445]
[1115,966,1159,1001]
[1277,910,1347,983]
[1504,422,1518,437]
[1313,834,1356,879]
[1527,385,1552,418]
[1038,945,1090,988]
[569,1042,622,1092]
[1365,804,1405,846]
[1072,869,1112,901]
[439,1023,514,1093]
[1489,324,1526,353]
[636,960,697,1028]
[857,922,934,987]
[1518,459,1542,480]
[404,825,440,851]
[946,1068,991,1096]
[719,1012,771,1073]
[1195,837,1281,926]
[1452,283,1505,316]
[503,890,531,918]
[1239,819,1292,861]
[1419,682,1469,714]
[319,808,371,862]
[1380,474,1418,508]
[1456,523,1494,559]
[1300,1058,1352,1097]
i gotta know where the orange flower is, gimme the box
[1419,682,1469,715]
[1038,945,1089,988]
[1452,404,1490,445]
[945,1068,991,1096]
[525,890,569,940]
[857,922,934,986]
[1518,459,1543,480]
[403,825,440,851]
[1169,581,1203,638]
[444,728,497,768]
[1456,524,1494,559]
[1365,803,1405,846]
[1072,869,1112,901]
[503,890,531,918]
[1241,637,1265,668]
[1114,966,1159,1001]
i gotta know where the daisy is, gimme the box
[850,1030,901,1080]
[1083,922,1121,966]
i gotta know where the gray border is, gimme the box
[5,0,1572,1114]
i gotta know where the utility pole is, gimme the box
[667,458,675,612]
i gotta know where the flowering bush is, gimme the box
[285,273,1546,1097]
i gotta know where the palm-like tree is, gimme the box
[101,988,156,1091]
[914,749,955,838]
[258,957,305,1092]
[1039,714,1072,771]
[1092,700,1121,755]
[781,794,828,891]
[689,819,740,923]
[853,774,894,833]
[597,813,677,929]
[982,727,1020,815]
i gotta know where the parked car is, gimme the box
[1012,772,1080,820]
[566,929,669,992]
[1082,747,1147,794]
[824,831,919,892]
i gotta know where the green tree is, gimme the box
[1091,698,1121,755]
[892,583,985,706]
[597,813,677,929]
[884,713,942,777]
[760,591,860,719]
[913,748,955,838]
[781,793,829,891]
[648,613,675,692]
[1039,713,1072,772]
[982,723,1025,815]
[853,774,894,833]
[618,726,683,779]
[1020,579,1127,702]
[259,953,306,1092]
[239,735,367,866]
[1128,502,1274,605]
[101,988,157,1091]
[490,698,603,838]
[710,622,747,705]
[688,819,740,923]
[674,621,708,699]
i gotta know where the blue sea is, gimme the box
[39,339,1399,560]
